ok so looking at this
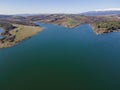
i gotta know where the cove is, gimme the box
[0,23,120,90]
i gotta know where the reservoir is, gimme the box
[0,23,120,90]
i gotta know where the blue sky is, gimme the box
[0,0,120,14]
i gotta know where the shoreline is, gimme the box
[0,22,119,49]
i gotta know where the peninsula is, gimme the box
[0,22,42,48]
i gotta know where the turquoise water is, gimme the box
[0,23,120,90]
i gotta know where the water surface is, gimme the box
[0,28,4,39]
[0,23,120,90]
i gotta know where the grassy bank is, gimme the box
[91,22,119,34]
[0,24,43,48]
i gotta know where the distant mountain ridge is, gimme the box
[81,10,120,16]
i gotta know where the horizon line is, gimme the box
[1,8,120,15]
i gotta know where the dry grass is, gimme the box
[0,24,43,48]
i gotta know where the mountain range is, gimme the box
[81,9,120,16]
